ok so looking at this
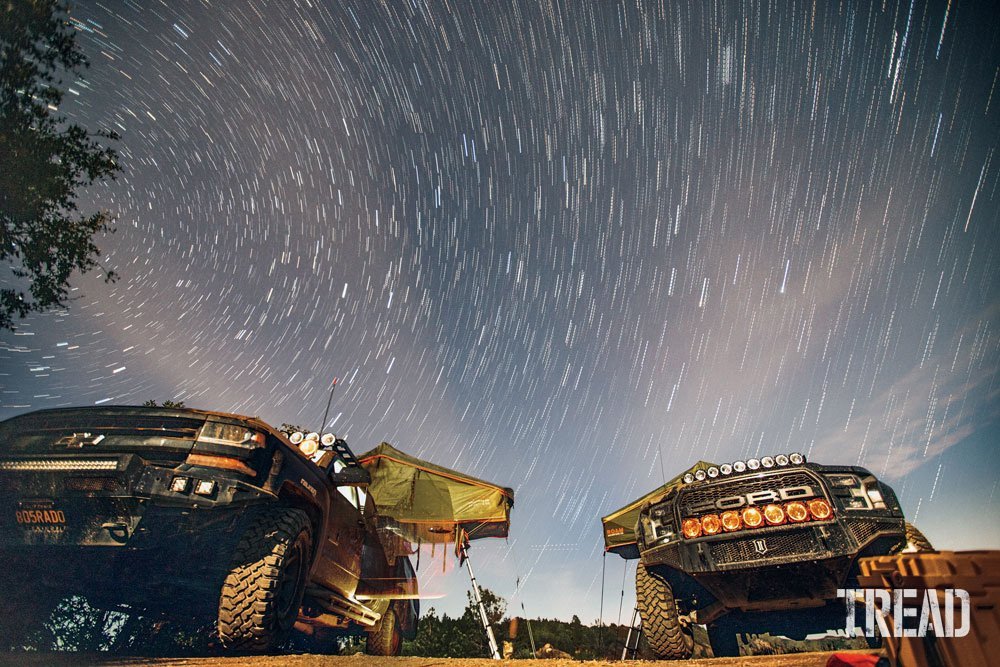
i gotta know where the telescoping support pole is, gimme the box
[462,543,501,660]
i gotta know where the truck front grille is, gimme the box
[710,527,821,565]
[678,470,823,517]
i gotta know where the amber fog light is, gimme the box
[701,514,722,535]
[763,504,786,525]
[721,510,742,532]
[808,498,833,520]
[741,507,764,528]
[682,518,703,539]
[785,501,809,522]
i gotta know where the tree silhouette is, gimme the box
[1,0,121,329]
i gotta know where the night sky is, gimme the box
[1,0,999,622]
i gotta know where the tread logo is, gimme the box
[837,588,970,638]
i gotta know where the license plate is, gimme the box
[16,499,68,537]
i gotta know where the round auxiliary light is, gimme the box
[775,454,790,466]
[733,460,747,473]
[808,498,833,520]
[789,452,805,465]
[761,456,775,468]
[719,463,733,475]
[785,501,809,523]
[721,510,742,532]
[763,503,786,525]
[681,518,703,539]
[741,506,764,528]
[707,466,720,478]
[299,439,319,456]
[682,473,695,484]
[747,458,761,470]
[305,432,320,441]
[289,432,304,445]
[694,469,707,481]
[321,433,336,447]
[701,514,722,535]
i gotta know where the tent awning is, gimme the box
[359,442,514,545]
[601,460,715,560]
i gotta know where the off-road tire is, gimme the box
[635,563,694,660]
[366,601,403,656]
[217,508,312,652]
[903,522,934,552]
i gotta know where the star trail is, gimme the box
[1,0,998,620]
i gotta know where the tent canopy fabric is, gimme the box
[601,460,716,560]
[358,442,514,545]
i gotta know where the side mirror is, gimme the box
[329,465,370,486]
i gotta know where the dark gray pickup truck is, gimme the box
[630,453,931,658]
[0,406,418,654]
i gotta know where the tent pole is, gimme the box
[462,543,501,660]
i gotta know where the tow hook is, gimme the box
[101,521,130,543]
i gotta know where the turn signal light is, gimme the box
[742,507,764,528]
[808,498,833,520]
[701,514,722,535]
[763,504,786,525]
[681,518,703,539]
[786,501,809,522]
[720,510,742,532]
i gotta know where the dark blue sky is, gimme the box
[1,0,998,621]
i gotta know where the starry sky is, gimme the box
[1,0,999,623]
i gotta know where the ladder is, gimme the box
[621,605,642,660]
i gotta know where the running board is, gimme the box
[304,586,381,627]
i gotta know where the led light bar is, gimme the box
[0,459,118,471]
[682,499,833,539]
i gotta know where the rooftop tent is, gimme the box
[358,442,514,545]
[601,460,716,560]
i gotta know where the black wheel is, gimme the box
[635,563,694,660]
[903,522,934,552]
[366,601,403,656]
[217,508,313,652]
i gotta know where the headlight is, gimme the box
[701,514,722,535]
[763,504,785,525]
[682,518,703,539]
[785,501,809,522]
[721,510,742,532]
[741,507,764,528]
[808,498,833,520]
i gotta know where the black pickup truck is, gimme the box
[632,453,931,658]
[0,406,418,654]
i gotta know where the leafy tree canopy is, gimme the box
[142,400,186,409]
[1,0,120,329]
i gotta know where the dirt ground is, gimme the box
[0,651,880,667]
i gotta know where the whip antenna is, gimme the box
[320,377,339,430]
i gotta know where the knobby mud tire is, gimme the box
[904,522,934,552]
[366,601,403,656]
[217,508,312,653]
[635,563,694,660]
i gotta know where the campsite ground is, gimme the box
[1,651,880,666]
